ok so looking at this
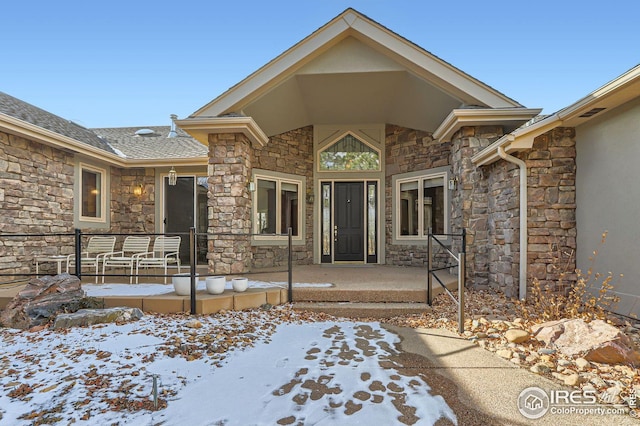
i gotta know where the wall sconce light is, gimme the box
[306,188,314,204]
[247,181,256,192]
[168,167,178,186]
[133,184,144,196]
[448,177,458,191]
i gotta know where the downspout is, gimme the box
[497,145,528,300]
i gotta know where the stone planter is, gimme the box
[232,277,248,292]
[172,273,197,296]
[206,276,226,295]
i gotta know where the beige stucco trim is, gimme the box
[174,116,268,147]
[433,108,542,143]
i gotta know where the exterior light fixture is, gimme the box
[168,167,178,186]
[133,184,144,196]
[448,177,458,191]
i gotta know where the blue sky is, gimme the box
[1,0,638,128]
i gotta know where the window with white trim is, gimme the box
[319,133,380,171]
[79,163,106,222]
[254,173,302,238]
[395,171,447,240]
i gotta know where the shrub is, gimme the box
[518,232,620,322]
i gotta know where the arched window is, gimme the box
[319,133,380,171]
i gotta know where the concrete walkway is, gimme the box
[389,325,636,425]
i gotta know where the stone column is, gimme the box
[450,126,503,290]
[207,133,253,274]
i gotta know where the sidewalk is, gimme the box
[389,325,637,425]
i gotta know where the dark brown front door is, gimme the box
[164,176,194,261]
[334,182,364,262]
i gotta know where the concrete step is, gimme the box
[293,288,428,303]
[293,301,431,318]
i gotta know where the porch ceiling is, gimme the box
[242,70,462,136]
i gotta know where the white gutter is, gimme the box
[497,145,527,300]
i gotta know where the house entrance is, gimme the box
[163,176,208,262]
[321,181,378,263]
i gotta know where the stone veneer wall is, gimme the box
[251,126,314,268]
[455,126,577,297]
[0,130,75,277]
[207,133,253,274]
[109,168,155,236]
[451,126,503,290]
[384,125,451,267]
[525,128,577,291]
[484,158,520,296]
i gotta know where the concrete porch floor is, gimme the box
[0,265,458,316]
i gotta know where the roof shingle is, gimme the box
[0,91,116,154]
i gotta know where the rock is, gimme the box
[496,349,513,359]
[590,376,607,388]
[575,358,591,369]
[186,319,203,329]
[564,373,582,386]
[525,354,539,363]
[558,359,572,367]
[505,329,530,343]
[534,319,640,366]
[530,363,551,374]
[532,319,567,346]
[599,385,622,404]
[538,348,556,355]
[53,307,143,330]
[476,332,488,339]
[0,274,85,329]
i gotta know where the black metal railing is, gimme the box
[0,227,295,314]
[427,228,466,334]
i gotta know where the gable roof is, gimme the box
[185,8,528,137]
[0,91,116,154]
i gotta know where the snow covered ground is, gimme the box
[0,307,457,425]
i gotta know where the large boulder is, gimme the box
[53,307,144,330]
[533,318,640,366]
[0,273,85,329]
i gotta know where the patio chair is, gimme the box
[101,236,151,283]
[66,236,117,283]
[135,236,181,283]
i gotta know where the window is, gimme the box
[79,164,106,222]
[394,170,447,241]
[319,133,380,171]
[254,173,302,238]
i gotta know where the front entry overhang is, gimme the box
[181,9,537,140]
[175,116,268,147]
